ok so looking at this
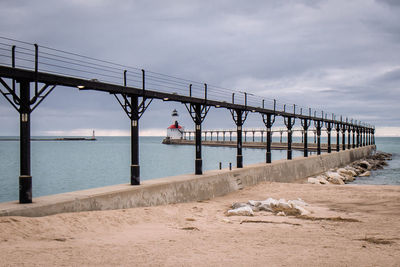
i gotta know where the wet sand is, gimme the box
[0,182,399,266]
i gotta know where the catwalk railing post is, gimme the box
[301,108,311,157]
[19,80,32,203]
[262,99,276,163]
[314,111,323,155]
[325,114,333,153]
[283,104,296,160]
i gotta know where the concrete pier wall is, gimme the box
[0,146,375,217]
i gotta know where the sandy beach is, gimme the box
[0,182,399,266]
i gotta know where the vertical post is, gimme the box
[352,127,356,149]
[261,131,263,143]
[363,127,366,146]
[327,124,332,153]
[280,131,282,143]
[230,131,232,142]
[313,130,316,143]
[252,131,255,142]
[130,95,140,185]
[336,124,340,152]
[347,125,351,150]
[19,80,32,203]
[266,114,272,163]
[287,117,293,160]
[195,104,202,174]
[301,131,304,143]
[236,110,243,168]
[342,125,346,151]
[316,121,321,155]
[372,128,375,145]
[302,120,309,157]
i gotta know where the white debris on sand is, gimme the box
[306,152,392,185]
[228,198,309,217]
[227,206,254,216]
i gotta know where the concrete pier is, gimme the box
[0,146,374,217]
[163,138,330,151]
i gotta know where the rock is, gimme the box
[338,168,357,177]
[277,211,285,216]
[326,172,346,185]
[307,177,321,184]
[227,206,254,216]
[359,161,372,170]
[317,177,330,184]
[326,171,346,181]
[359,171,371,177]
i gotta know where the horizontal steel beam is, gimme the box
[0,66,373,129]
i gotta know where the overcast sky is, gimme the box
[0,0,399,136]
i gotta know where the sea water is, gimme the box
[0,136,398,202]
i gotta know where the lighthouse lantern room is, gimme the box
[167,109,184,139]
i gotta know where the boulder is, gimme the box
[359,161,372,170]
[307,177,321,185]
[359,171,371,177]
[317,177,330,185]
[338,168,357,177]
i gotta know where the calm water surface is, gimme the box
[0,136,398,202]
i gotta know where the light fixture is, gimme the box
[215,104,220,108]
[163,97,169,101]
[251,109,256,113]
[77,85,85,89]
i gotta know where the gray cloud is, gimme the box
[0,0,399,135]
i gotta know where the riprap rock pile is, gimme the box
[307,152,392,185]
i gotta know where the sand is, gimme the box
[0,182,399,266]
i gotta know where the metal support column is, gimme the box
[194,104,202,174]
[185,101,210,175]
[19,80,32,203]
[262,113,276,163]
[283,105,296,160]
[324,114,332,154]
[301,111,311,157]
[352,125,356,149]
[314,112,322,156]
[130,96,140,185]
[335,123,340,152]
[341,124,346,151]
[347,120,351,150]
